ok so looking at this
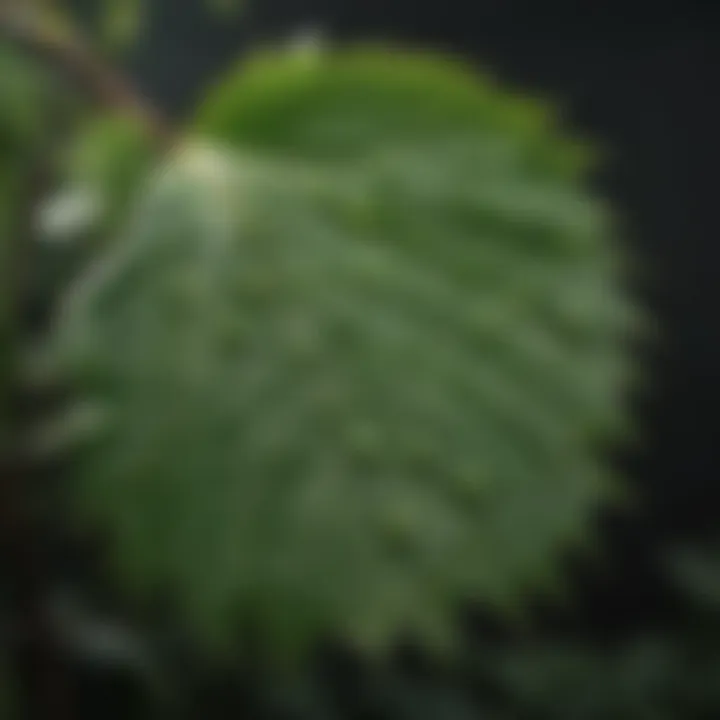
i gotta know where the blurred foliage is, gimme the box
[39,113,157,245]
[0,41,92,379]
[1,43,57,446]
[0,47,53,154]
[487,547,720,720]
[0,45,54,253]
[46,46,636,659]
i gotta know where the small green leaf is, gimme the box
[1,45,57,447]
[49,114,156,243]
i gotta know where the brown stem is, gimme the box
[0,7,173,146]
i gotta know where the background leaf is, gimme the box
[207,0,246,17]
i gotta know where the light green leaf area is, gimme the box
[52,48,639,657]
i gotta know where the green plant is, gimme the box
[1,0,639,713]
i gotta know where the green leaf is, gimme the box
[51,47,639,658]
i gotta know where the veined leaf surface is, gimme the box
[52,47,638,656]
